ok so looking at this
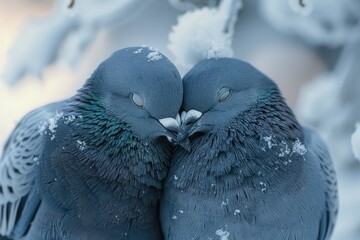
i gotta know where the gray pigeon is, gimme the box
[0,47,183,240]
[160,58,338,240]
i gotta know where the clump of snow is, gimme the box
[133,47,143,54]
[38,111,63,140]
[278,141,291,157]
[216,228,230,240]
[263,136,276,149]
[146,47,163,62]
[38,121,48,135]
[172,215,178,220]
[221,198,229,207]
[48,112,63,133]
[233,209,240,215]
[351,123,360,161]
[64,115,76,124]
[259,181,267,192]
[292,139,307,155]
[168,0,243,70]
[76,140,87,151]
[179,209,184,214]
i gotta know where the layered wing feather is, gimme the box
[0,106,55,237]
[304,128,338,240]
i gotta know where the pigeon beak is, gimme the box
[176,109,210,151]
[157,114,181,143]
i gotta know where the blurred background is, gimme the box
[0,0,359,239]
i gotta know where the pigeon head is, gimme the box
[81,47,183,142]
[178,58,281,144]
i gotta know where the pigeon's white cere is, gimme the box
[159,117,181,131]
[180,111,187,123]
[176,113,181,125]
[216,228,230,240]
[183,109,203,124]
[351,123,360,161]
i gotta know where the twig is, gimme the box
[68,0,75,8]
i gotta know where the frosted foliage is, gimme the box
[2,0,146,85]
[168,0,243,70]
[260,0,360,46]
[351,123,360,161]
[297,41,360,166]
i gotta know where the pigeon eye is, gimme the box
[131,93,144,107]
[217,87,231,102]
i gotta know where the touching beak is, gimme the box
[158,114,181,143]
[176,109,211,151]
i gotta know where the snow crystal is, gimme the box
[221,198,229,207]
[38,121,48,135]
[351,123,360,161]
[38,112,63,140]
[76,140,87,151]
[174,175,179,180]
[146,47,163,62]
[263,136,276,149]
[179,209,184,214]
[292,139,307,155]
[233,209,241,215]
[278,141,291,157]
[133,47,143,54]
[172,215,178,220]
[49,112,63,132]
[216,228,230,240]
[259,181,267,192]
[64,115,76,124]
[48,113,63,140]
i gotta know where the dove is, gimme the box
[0,47,182,240]
[160,58,338,240]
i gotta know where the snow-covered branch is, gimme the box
[2,0,148,85]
